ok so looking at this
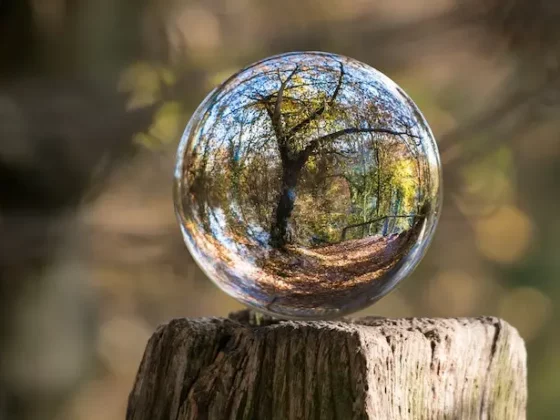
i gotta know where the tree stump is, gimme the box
[127,310,526,420]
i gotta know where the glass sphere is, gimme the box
[174,52,442,319]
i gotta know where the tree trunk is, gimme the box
[269,159,304,248]
[127,310,527,420]
[375,145,381,217]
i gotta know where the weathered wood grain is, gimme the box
[127,310,526,420]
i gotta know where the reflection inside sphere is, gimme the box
[175,52,441,318]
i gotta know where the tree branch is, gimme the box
[286,62,345,138]
[301,126,417,163]
[272,66,299,141]
[317,149,355,158]
[340,214,420,241]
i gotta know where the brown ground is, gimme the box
[184,218,417,312]
[258,231,413,297]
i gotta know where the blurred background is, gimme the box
[0,0,558,419]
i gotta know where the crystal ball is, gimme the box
[174,52,442,319]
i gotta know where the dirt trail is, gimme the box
[259,232,411,294]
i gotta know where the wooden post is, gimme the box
[127,310,526,420]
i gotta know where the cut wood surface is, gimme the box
[127,310,526,420]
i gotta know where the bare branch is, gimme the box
[316,149,355,158]
[286,62,345,138]
[341,214,421,241]
[301,126,417,163]
[272,66,299,140]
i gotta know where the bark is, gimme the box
[269,159,304,248]
[127,310,527,420]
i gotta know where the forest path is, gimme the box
[259,232,410,296]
